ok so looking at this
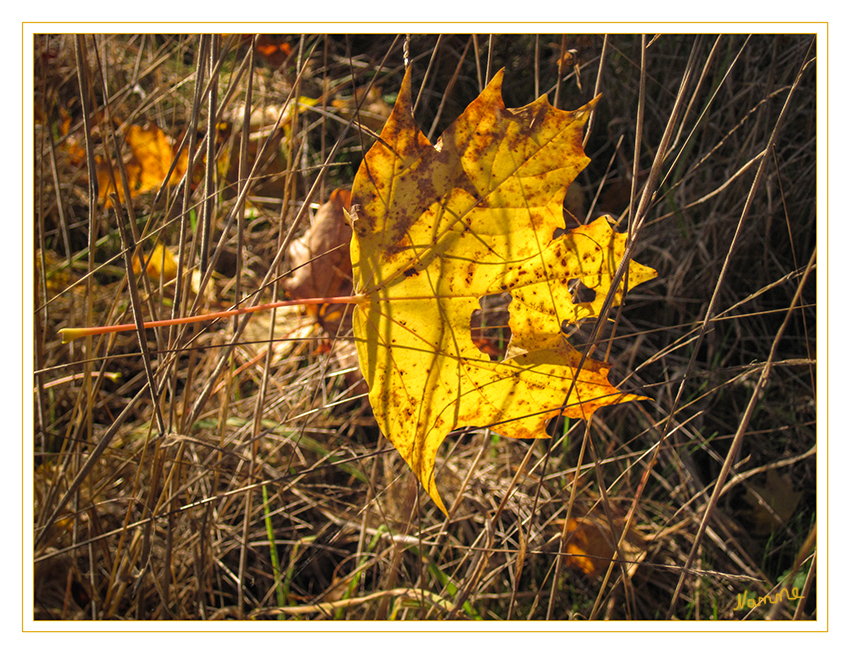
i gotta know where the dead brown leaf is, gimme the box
[557,513,645,578]
[743,469,804,536]
[283,188,353,334]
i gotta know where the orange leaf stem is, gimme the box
[58,295,362,344]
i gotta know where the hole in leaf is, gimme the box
[569,279,596,304]
[470,293,512,361]
[562,281,596,338]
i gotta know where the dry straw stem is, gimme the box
[34,33,816,621]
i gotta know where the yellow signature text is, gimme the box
[735,587,805,611]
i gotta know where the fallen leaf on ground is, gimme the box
[743,469,804,536]
[283,188,353,336]
[132,242,178,282]
[557,513,645,578]
[284,189,353,300]
[350,68,657,512]
[283,188,365,392]
[97,123,188,206]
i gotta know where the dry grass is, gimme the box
[33,33,816,621]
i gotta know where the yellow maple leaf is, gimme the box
[350,69,656,513]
